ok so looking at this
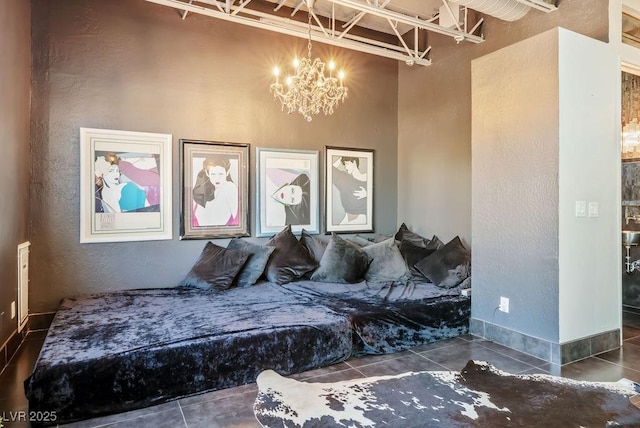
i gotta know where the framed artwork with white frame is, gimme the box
[179,139,250,239]
[256,148,320,237]
[325,146,374,233]
[79,127,173,243]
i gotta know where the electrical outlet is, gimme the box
[499,296,509,313]
[10,301,16,319]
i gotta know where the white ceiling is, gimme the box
[145,0,557,66]
[278,0,444,35]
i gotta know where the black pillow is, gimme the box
[415,236,471,289]
[311,233,370,284]
[426,235,445,250]
[399,240,437,274]
[299,229,327,265]
[264,225,318,285]
[180,242,250,291]
[395,223,429,248]
[227,238,276,287]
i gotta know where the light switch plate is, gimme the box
[575,201,587,218]
[588,202,599,217]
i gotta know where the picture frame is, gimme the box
[79,127,173,243]
[325,146,374,233]
[256,148,320,237]
[180,140,250,239]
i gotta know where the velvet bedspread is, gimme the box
[24,278,470,424]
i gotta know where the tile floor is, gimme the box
[2,314,640,427]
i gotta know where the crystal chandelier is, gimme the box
[270,1,347,122]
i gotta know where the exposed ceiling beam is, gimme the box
[513,0,557,13]
[146,0,484,66]
[326,0,483,43]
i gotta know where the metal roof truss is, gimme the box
[145,0,492,66]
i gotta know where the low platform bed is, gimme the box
[25,225,472,424]
[24,279,469,424]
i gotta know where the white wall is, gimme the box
[558,29,619,343]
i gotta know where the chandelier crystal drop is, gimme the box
[270,9,347,122]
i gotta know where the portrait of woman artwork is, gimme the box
[325,146,374,233]
[94,152,161,214]
[256,148,319,237]
[80,128,172,244]
[180,140,249,239]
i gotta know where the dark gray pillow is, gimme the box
[415,236,471,289]
[180,242,250,291]
[426,235,445,250]
[311,233,370,283]
[372,234,393,243]
[399,240,437,274]
[265,225,318,285]
[227,238,276,287]
[347,235,373,247]
[299,229,327,264]
[361,238,410,283]
[395,223,429,248]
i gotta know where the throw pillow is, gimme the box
[415,236,471,289]
[361,238,411,283]
[426,235,445,250]
[399,240,437,274]
[227,238,276,287]
[347,235,373,247]
[264,225,318,285]
[394,223,429,248]
[299,229,327,264]
[311,233,370,283]
[372,234,393,243]
[179,242,250,291]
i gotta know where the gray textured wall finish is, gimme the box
[29,0,399,313]
[397,0,608,247]
[0,0,31,347]
[471,30,560,342]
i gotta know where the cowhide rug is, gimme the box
[253,360,640,427]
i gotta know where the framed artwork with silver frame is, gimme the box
[256,147,320,237]
[79,127,173,243]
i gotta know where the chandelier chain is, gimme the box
[307,12,312,59]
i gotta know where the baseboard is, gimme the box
[29,311,55,330]
[0,312,55,376]
[0,326,28,376]
[470,318,620,365]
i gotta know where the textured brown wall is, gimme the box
[398,0,609,246]
[29,0,399,312]
[0,0,31,347]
